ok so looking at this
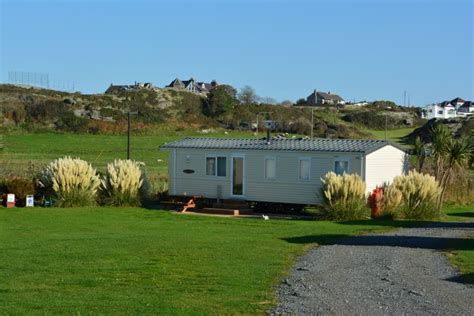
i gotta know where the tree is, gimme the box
[295,98,306,106]
[413,136,426,172]
[238,85,259,105]
[280,100,293,107]
[260,97,277,105]
[204,84,237,117]
[430,124,451,180]
[428,123,473,210]
[437,137,472,210]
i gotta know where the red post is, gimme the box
[368,187,384,218]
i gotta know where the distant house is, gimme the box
[425,97,473,119]
[426,101,457,119]
[166,78,217,94]
[450,97,465,109]
[351,101,369,107]
[457,101,474,116]
[105,82,154,94]
[306,89,345,106]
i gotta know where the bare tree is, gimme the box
[238,85,259,105]
[260,97,277,105]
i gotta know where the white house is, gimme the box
[161,137,408,206]
[457,101,474,116]
[426,102,457,119]
[450,97,465,109]
[425,98,473,119]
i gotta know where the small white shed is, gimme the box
[161,137,408,206]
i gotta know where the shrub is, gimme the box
[320,172,368,220]
[39,156,100,207]
[4,176,35,206]
[391,170,440,219]
[100,159,148,206]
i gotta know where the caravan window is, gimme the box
[206,156,226,177]
[206,157,216,176]
[334,160,349,175]
[265,157,276,179]
[298,158,311,181]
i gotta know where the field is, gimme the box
[366,127,415,147]
[0,129,255,176]
[0,127,415,177]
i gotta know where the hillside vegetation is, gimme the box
[0,84,422,139]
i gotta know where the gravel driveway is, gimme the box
[272,222,474,315]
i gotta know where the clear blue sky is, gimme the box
[1,0,472,105]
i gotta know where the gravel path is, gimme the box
[272,222,474,315]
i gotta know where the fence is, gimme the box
[7,70,76,92]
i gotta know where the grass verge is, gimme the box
[444,204,474,285]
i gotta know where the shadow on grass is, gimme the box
[447,212,474,218]
[446,273,474,285]
[340,220,474,230]
[283,231,474,251]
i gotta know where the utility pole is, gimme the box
[256,111,273,137]
[403,91,407,107]
[310,107,314,139]
[127,109,138,160]
[385,115,388,140]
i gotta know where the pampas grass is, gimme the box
[39,156,100,207]
[380,182,403,218]
[320,172,369,220]
[391,170,441,219]
[101,159,149,206]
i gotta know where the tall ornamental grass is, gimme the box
[380,182,404,218]
[101,159,149,206]
[390,170,441,219]
[39,156,100,207]
[320,172,368,220]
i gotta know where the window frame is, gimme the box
[334,158,350,175]
[264,156,276,180]
[205,155,227,177]
[298,157,311,181]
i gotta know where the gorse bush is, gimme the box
[391,170,440,219]
[39,156,100,207]
[320,172,368,220]
[101,159,148,206]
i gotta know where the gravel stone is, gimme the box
[271,222,474,315]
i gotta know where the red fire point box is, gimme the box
[6,194,15,208]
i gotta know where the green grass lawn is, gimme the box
[0,129,255,176]
[0,207,410,315]
[366,127,415,147]
[444,204,474,285]
[1,206,472,314]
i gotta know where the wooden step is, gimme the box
[212,201,249,209]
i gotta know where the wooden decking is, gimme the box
[159,196,253,216]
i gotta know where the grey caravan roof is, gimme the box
[161,137,404,154]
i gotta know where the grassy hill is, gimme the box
[0,84,423,139]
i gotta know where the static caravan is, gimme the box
[161,137,408,207]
